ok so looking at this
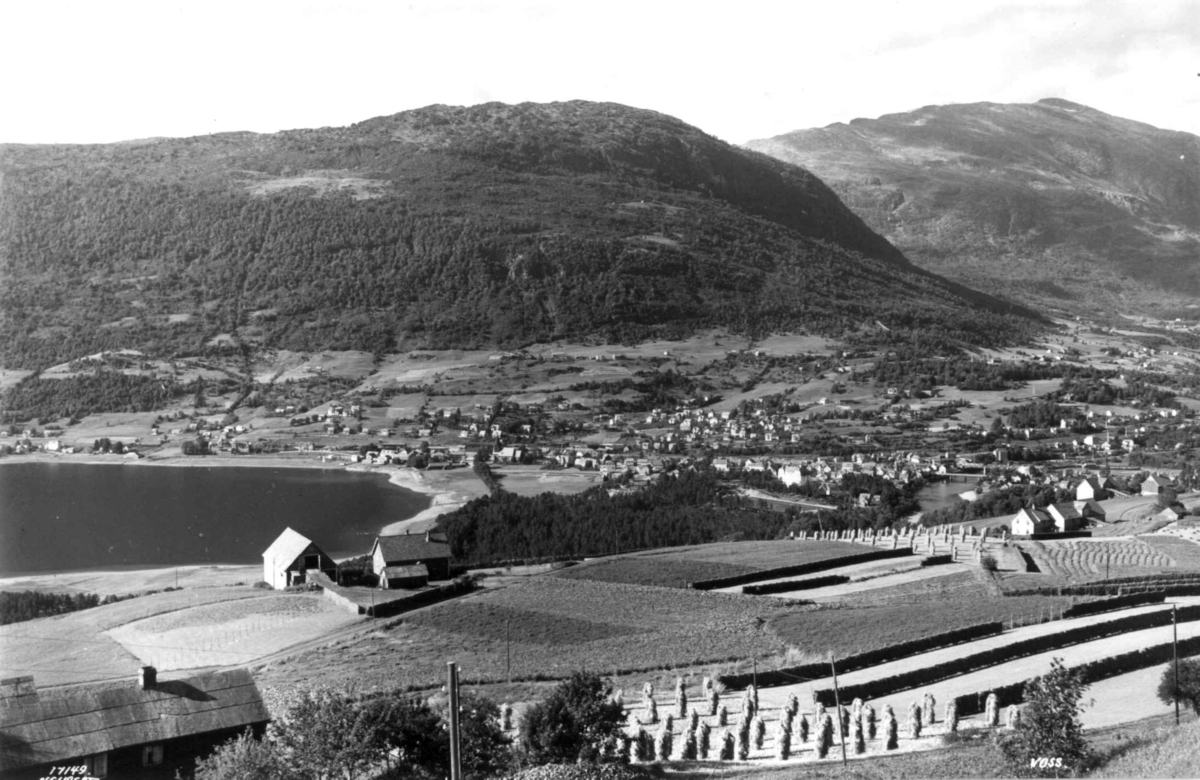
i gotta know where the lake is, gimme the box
[916,479,978,514]
[0,462,430,575]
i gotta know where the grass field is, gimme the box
[1137,534,1200,567]
[554,540,874,589]
[769,587,1079,656]
[253,577,797,698]
[0,586,274,686]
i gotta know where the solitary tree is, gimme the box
[1000,657,1093,777]
[1157,657,1200,715]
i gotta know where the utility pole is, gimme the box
[448,662,462,780]
[829,654,847,767]
[506,620,512,684]
[1173,604,1180,726]
[753,658,758,691]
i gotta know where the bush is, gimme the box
[252,580,272,590]
[1157,657,1200,715]
[981,553,999,572]
[998,658,1093,777]
[518,671,626,764]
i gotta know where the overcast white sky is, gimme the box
[2,0,1196,145]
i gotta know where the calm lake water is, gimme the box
[0,463,430,575]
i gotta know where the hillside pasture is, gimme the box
[255,577,796,695]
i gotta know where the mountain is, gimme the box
[0,101,1039,369]
[746,99,1200,315]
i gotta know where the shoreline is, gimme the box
[0,456,485,593]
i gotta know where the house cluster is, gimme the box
[644,404,810,448]
[262,527,452,591]
[1008,471,1182,536]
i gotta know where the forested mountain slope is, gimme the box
[746,99,1200,315]
[0,101,1039,368]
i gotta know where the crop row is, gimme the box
[718,622,1003,690]
[690,549,913,590]
[813,604,1200,706]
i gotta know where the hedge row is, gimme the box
[718,621,1002,690]
[742,575,849,595]
[689,548,913,590]
[1005,582,1198,597]
[813,605,1197,706]
[921,554,954,567]
[955,634,1200,716]
[1061,591,1166,619]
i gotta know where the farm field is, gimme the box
[555,540,874,589]
[795,565,968,601]
[106,593,362,671]
[1137,533,1200,566]
[252,577,800,698]
[768,592,1089,658]
[1019,538,1176,579]
[0,586,275,687]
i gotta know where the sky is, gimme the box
[1,0,1196,145]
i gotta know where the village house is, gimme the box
[1010,506,1055,536]
[0,667,269,780]
[371,530,452,584]
[261,527,338,589]
[1046,502,1085,532]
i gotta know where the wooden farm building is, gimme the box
[371,531,452,582]
[380,564,429,589]
[261,527,337,590]
[0,667,269,779]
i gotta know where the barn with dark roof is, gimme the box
[0,666,269,779]
[370,531,451,582]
